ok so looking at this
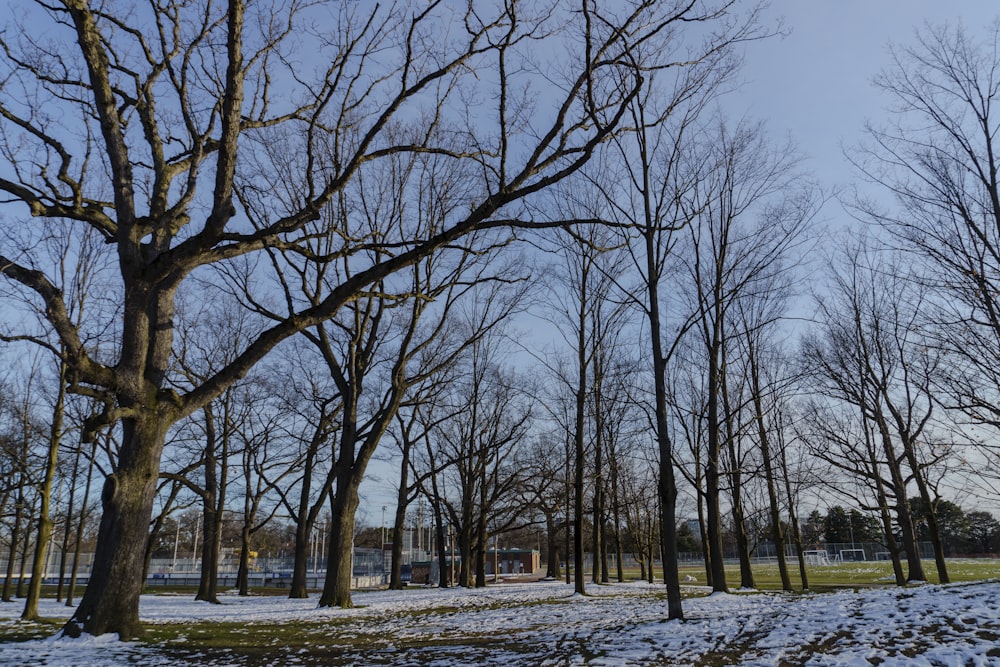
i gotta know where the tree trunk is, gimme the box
[429,464,450,588]
[866,433,905,586]
[196,404,221,603]
[67,439,98,607]
[545,513,560,579]
[0,485,14,602]
[610,454,625,583]
[726,439,755,590]
[21,361,66,621]
[389,491,408,590]
[389,435,412,590]
[16,509,32,599]
[58,431,83,602]
[704,345,728,594]
[3,489,24,602]
[237,518,252,596]
[592,366,605,586]
[319,487,360,608]
[778,428,809,591]
[901,441,949,583]
[648,274,682,617]
[696,488,712,588]
[875,422,925,582]
[752,375,790,591]
[63,415,171,640]
[196,506,221,603]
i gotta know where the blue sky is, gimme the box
[732,1,999,193]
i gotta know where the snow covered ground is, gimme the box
[1,579,999,665]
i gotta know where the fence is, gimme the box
[0,547,390,590]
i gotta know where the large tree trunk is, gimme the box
[321,489,354,604]
[196,505,221,603]
[319,487,360,608]
[64,415,171,639]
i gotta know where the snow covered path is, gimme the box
[1,580,998,665]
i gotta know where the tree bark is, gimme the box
[23,365,64,620]
[64,414,172,639]
[318,489,360,608]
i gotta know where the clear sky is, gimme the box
[732,1,999,194]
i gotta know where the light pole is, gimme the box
[381,505,387,547]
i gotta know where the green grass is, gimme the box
[3,559,997,665]
[723,558,1000,592]
[582,558,1000,593]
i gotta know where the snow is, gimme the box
[2,579,999,665]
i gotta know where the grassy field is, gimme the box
[690,558,1000,591]
[2,559,998,665]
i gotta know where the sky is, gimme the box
[359,1,1000,523]
[732,1,999,194]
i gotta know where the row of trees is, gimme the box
[3,0,1000,640]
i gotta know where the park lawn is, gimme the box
[3,574,1000,665]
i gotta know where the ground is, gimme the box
[1,563,999,665]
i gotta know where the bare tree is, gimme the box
[801,241,950,583]
[855,22,1000,492]
[435,331,533,588]
[0,0,769,636]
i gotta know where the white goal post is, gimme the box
[803,550,830,566]
[839,548,866,562]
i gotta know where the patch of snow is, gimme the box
[1,579,998,665]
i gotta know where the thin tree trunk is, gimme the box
[777,425,809,591]
[17,508,32,599]
[389,432,412,590]
[865,432,905,586]
[67,439,98,607]
[3,486,25,602]
[546,514,561,580]
[749,357,790,592]
[58,436,83,602]
[902,442,948,583]
[875,421,925,582]
[610,453,625,583]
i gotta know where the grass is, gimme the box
[717,558,1000,592]
[2,559,998,665]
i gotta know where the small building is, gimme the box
[486,548,539,576]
